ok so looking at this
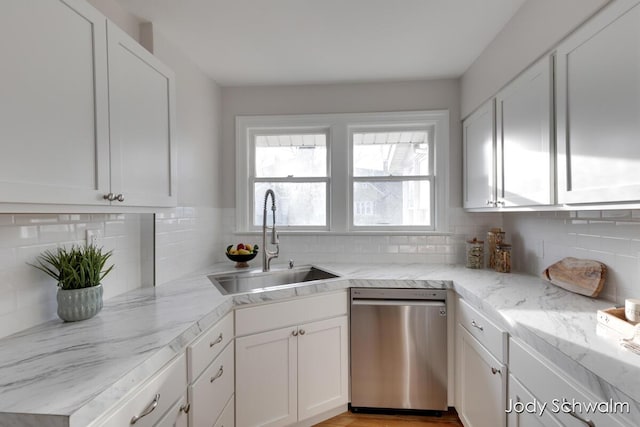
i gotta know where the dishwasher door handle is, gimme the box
[351,299,445,307]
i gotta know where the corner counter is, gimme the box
[0,262,638,425]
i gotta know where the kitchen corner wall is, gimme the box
[0,213,142,339]
[504,211,640,305]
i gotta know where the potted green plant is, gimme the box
[30,244,114,322]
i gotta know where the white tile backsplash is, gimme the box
[504,210,640,305]
[0,213,142,339]
[154,207,223,285]
[229,207,502,267]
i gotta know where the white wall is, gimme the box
[460,0,609,117]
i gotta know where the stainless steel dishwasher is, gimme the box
[350,287,448,413]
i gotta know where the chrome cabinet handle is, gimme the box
[491,367,501,375]
[299,329,305,335]
[486,199,493,206]
[179,403,191,414]
[116,193,125,202]
[210,365,224,383]
[471,320,484,331]
[130,393,160,424]
[568,410,595,426]
[103,193,116,201]
[210,333,223,348]
[292,330,298,336]
[496,200,505,207]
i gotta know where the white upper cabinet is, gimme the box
[556,0,640,205]
[107,23,177,207]
[0,0,110,205]
[0,1,176,209]
[463,99,496,209]
[496,56,553,207]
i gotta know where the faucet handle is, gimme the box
[271,229,279,245]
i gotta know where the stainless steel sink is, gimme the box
[208,265,340,295]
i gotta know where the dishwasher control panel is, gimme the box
[350,287,447,301]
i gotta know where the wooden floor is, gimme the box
[314,410,464,426]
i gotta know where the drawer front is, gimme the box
[155,393,189,427]
[510,338,631,427]
[98,353,187,427]
[458,298,507,362]
[189,342,235,426]
[214,395,234,427]
[235,290,348,336]
[188,311,234,382]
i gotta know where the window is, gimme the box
[351,128,434,228]
[251,131,329,229]
[236,111,448,233]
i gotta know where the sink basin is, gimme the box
[208,265,340,295]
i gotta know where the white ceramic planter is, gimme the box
[57,284,103,322]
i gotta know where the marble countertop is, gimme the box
[1,262,639,426]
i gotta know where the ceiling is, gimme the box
[115,0,526,87]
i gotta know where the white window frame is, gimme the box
[236,110,449,234]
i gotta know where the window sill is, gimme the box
[233,230,454,237]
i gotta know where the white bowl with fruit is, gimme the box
[225,243,259,268]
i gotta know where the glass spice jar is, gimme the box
[466,238,484,269]
[494,243,512,273]
[487,228,505,269]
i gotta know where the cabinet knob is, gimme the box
[496,200,505,207]
[471,320,484,331]
[103,193,116,201]
[116,193,125,202]
[210,333,223,348]
[130,393,160,424]
[490,367,501,375]
[292,330,298,337]
[179,403,191,414]
[299,329,305,335]
[210,365,224,383]
[567,409,595,426]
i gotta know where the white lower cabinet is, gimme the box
[507,374,562,427]
[457,325,506,427]
[214,395,235,427]
[509,338,632,427]
[455,298,508,427]
[235,292,349,427]
[189,342,235,426]
[187,311,235,427]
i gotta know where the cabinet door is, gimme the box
[0,0,110,205]
[297,316,348,421]
[457,325,506,427]
[496,56,553,207]
[463,99,496,209]
[107,22,177,207]
[556,0,640,204]
[236,327,297,427]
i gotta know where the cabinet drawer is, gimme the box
[458,298,507,362]
[235,290,348,336]
[510,338,631,427]
[97,353,186,427]
[189,342,235,426]
[214,395,234,427]
[188,311,234,382]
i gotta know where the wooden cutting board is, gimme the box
[541,257,606,297]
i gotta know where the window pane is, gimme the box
[353,180,431,226]
[353,131,430,176]
[255,134,327,177]
[254,182,326,227]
